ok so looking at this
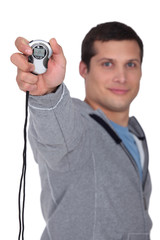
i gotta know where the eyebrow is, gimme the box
[97,58,141,63]
[97,58,113,62]
[128,59,141,62]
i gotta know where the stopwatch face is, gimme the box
[33,45,46,59]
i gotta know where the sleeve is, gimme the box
[28,83,84,171]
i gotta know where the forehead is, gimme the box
[93,40,141,60]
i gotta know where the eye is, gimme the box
[103,62,112,67]
[127,62,136,68]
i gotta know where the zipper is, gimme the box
[90,113,149,234]
[120,142,148,213]
[90,114,149,188]
[120,142,141,180]
[129,117,149,191]
[89,113,148,210]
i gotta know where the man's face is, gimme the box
[80,40,142,117]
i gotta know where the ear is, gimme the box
[79,61,88,79]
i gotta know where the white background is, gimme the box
[1,0,159,239]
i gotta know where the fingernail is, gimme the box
[25,48,32,55]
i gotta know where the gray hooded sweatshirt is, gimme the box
[28,83,152,240]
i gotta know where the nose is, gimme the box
[113,66,126,84]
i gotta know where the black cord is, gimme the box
[18,91,29,240]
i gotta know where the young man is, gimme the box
[11,22,152,240]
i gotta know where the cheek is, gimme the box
[130,79,141,97]
[85,74,105,99]
[86,71,103,88]
[128,71,141,88]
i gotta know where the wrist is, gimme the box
[29,84,65,110]
[44,85,60,95]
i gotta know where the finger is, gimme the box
[17,69,38,85]
[18,81,38,93]
[15,37,32,55]
[49,38,66,66]
[49,38,62,54]
[10,53,34,72]
[16,71,38,92]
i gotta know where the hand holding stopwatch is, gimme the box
[28,40,53,75]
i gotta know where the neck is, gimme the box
[103,110,129,127]
[85,98,129,127]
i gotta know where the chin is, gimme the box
[105,101,130,113]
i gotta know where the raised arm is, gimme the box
[11,37,84,171]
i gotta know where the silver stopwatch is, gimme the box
[28,40,52,75]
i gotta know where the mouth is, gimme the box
[108,88,129,95]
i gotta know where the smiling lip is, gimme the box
[108,88,129,95]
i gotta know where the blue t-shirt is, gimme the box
[110,121,143,180]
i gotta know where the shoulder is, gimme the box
[72,97,93,115]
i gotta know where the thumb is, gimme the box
[49,38,66,67]
[49,38,65,57]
